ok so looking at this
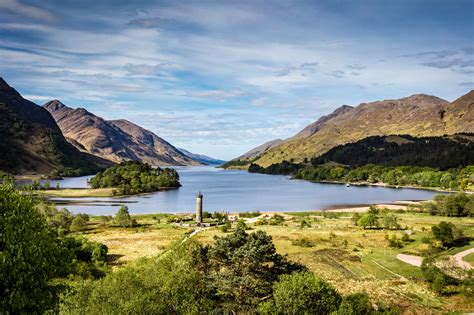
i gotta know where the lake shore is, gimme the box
[36,186,178,198]
[300,179,473,193]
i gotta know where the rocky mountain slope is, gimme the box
[0,78,110,175]
[245,91,474,167]
[177,148,225,165]
[236,139,284,161]
[43,100,200,166]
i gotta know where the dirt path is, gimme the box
[396,254,422,267]
[397,248,473,270]
[453,248,474,270]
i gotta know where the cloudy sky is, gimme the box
[0,0,472,159]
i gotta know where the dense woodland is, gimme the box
[246,134,474,191]
[295,165,474,190]
[88,161,180,195]
[311,134,474,170]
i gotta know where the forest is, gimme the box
[295,164,474,191]
[88,161,181,195]
[311,134,474,170]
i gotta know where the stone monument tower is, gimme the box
[196,191,203,225]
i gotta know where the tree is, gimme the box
[357,205,381,229]
[261,272,341,315]
[208,229,304,310]
[115,205,135,227]
[431,221,463,247]
[0,182,69,313]
[382,214,400,230]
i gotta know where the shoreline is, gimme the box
[298,178,471,194]
[126,200,425,216]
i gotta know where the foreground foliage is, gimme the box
[0,182,69,313]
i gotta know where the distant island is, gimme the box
[89,161,181,195]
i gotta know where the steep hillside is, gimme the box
[251,92,474,167]
[235,139,285,162]
[43,101,200,166]
[110,119,199,165]
[0,78,110,176]
[177,148,225,165]
[312,134,474,170]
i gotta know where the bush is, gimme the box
[221,221,231,233]
[300,219,311,228]
[387,235,403,248]
[236,219,249,230]
[115,206,136,227]
[70,215,88,232]
[264,272,341,314]
[291,237,314,247]
[268,214,285,225]
[332,292,374,315]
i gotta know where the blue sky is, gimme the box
[0,0,473,160]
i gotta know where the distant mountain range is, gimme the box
[43,100,200,166]
[230,91,474,168]
[0,78,111,176]
[178,148,226,165]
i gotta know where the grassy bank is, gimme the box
[73,211,474,313]
[40,188,115,197]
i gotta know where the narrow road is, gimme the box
[396,254,422,267]
[396,248,473,270]
[453,247,474,270]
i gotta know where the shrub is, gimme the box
[291,237,314,247]
[221,221,231,233]
[70,215,88,232]
[332,292,374,315]
[265,272,341,314]
[115,206,136,227]
[387,235,403,248]
[236,219,249,230]
[300,219,311,228]
[268,214,285,225]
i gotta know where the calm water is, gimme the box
[43,166,442,215]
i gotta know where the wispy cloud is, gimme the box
[0,0,55,21]
[1,0,473,159]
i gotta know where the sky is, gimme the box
[0,0,473,160]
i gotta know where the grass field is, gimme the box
[77,211,474,314]
[40,188,115,197]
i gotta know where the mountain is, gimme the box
[109,119,199,165]
[0,78,111,176]
[237,139,284,161]
[43,100,200,166]
[243,91,474,167]
[291,105,353,139]
[178,148,225,165]
[312,134,474,170]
